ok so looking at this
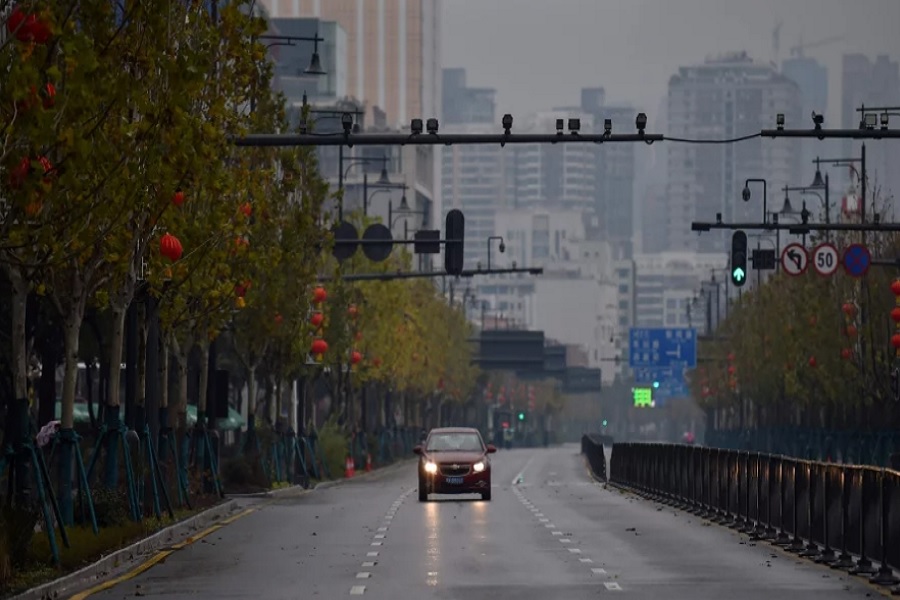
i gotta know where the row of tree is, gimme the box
[688,228,900,433]
[0,2,479,511]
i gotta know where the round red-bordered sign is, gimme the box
[811,243,839,276]
[842,243,871,278]
[781,243,808,276]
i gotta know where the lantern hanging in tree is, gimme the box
[842,302,857,317]
[350,350,362,365]
[172,188,185,206]
[310,312,324,328]
[274,313,284,326]
[160,233,183,261]
[348,304,359,318]
[892,334,900,350]
[841,348,852,361]
[846,325,858,338]
[311,339,328,355]
[7,7,52,44]
[239,202,252,217]
[808,356,817,368]
[312,287,327,304]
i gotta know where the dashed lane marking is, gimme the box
[371,541,383,546]
[367,551,379,557]
[604,582,622,591]
[579,558,593,563]
[559,538,572,544]
[591,568,607,576]
[551,531,563,536]
[350,585,366,595]
[356,572,371,579]
[568,548,582,554]
[374,534,386,539]
[362,561,376,567]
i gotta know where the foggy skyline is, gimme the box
[442,0,900,128]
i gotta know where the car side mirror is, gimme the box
[486,444,497,454]
[413,445,423,455]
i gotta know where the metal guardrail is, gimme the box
[608,443,900,590]
[581,434,610,482]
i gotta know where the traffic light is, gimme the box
[652,381,660,389]
[731,231,748,287]
[517,411,525,421]
[602,419,608,427]
[444,209,465,276]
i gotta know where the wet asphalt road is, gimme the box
[86,445,880,600]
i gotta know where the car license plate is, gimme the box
[445,476,464,485]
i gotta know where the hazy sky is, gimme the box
[442,0,900,128]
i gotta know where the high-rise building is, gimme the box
[258,0,441,129]
[580,88,639,259]
[442,68,496,125]
[441,123,513,269]
[666,52,802,255]
[511,112,597,211]
[841,54,900,207]
[782,55,829,182]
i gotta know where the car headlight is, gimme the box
[473,461,485,473]
[424,461,438,474]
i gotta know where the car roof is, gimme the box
[428,427,481,435]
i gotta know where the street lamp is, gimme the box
[342,155,391,216]
[487,236,506,271]
[258,33,327,75]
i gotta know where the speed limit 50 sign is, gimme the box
[812,243,839,276]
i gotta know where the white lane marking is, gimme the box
[350,585,366,595]
[591,568,607,575]
[551,531,563,536]
[385,516,393,520]
[512,454,536,485]
[535,513,544,517]
[568,548,582,554]
[362,561,376,567]
[579,558,593,563]
[356,572,371,579]
[539,518,549,523]
[545,523,556,528]
[559,538,572,544]
[604,582,622,591]
[371,542,383,546]
[367,552,379,557]
[377,527,388,532]
[374,534,386,539]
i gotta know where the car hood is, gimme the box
[424,451,486,463]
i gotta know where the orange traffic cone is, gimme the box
[365,453,373,472]
[345,456,355,478]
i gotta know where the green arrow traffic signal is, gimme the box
[732,267,745,282]
[517,412,525,421]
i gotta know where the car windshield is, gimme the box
[426,432,483,452]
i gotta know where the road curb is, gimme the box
[226,458,417,498]
[10,499,243,600]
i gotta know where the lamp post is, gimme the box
[341,155,390,216]
[487,236,505,271]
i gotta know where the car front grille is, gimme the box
[439,464,471,476]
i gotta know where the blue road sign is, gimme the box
[842,243,871,278]
[628,328,697,369]
[633,366,691,404]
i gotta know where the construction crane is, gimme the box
[790,35,844,58]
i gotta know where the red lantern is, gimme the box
[274,313,284,326]
[233,237,249,251]
[234,283,248,298]
[348,304,358,318]
[891,308,900,323]
[842,302,857,317]
[312,287,327,304]
[892,334,900,350]
[41,82,55,108]
[846,325,858,337]
[310,312,324,327]
[727,365,736,375]
[350,350,362,365]
[159,233,183,262]
[240,202,252,217]
[172,189,185,206]
[310,339,328,355]
[841,348,852,360]
[808,356,817,368]
[892,280,900,296]
[7,7,51,44]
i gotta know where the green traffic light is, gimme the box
[602,419,608,427]
[732,267,745,282]
[652,381,660,389]
[517,412,525,421]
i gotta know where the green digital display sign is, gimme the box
[633,387,654,408]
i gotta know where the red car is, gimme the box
[414,427,497,502]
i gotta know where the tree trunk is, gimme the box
[58,309,84,524]
[198,341,210,415]
[157,335,171,470]
[246,366,257,448]
[103,305,128,488]
[5,267,31,505]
